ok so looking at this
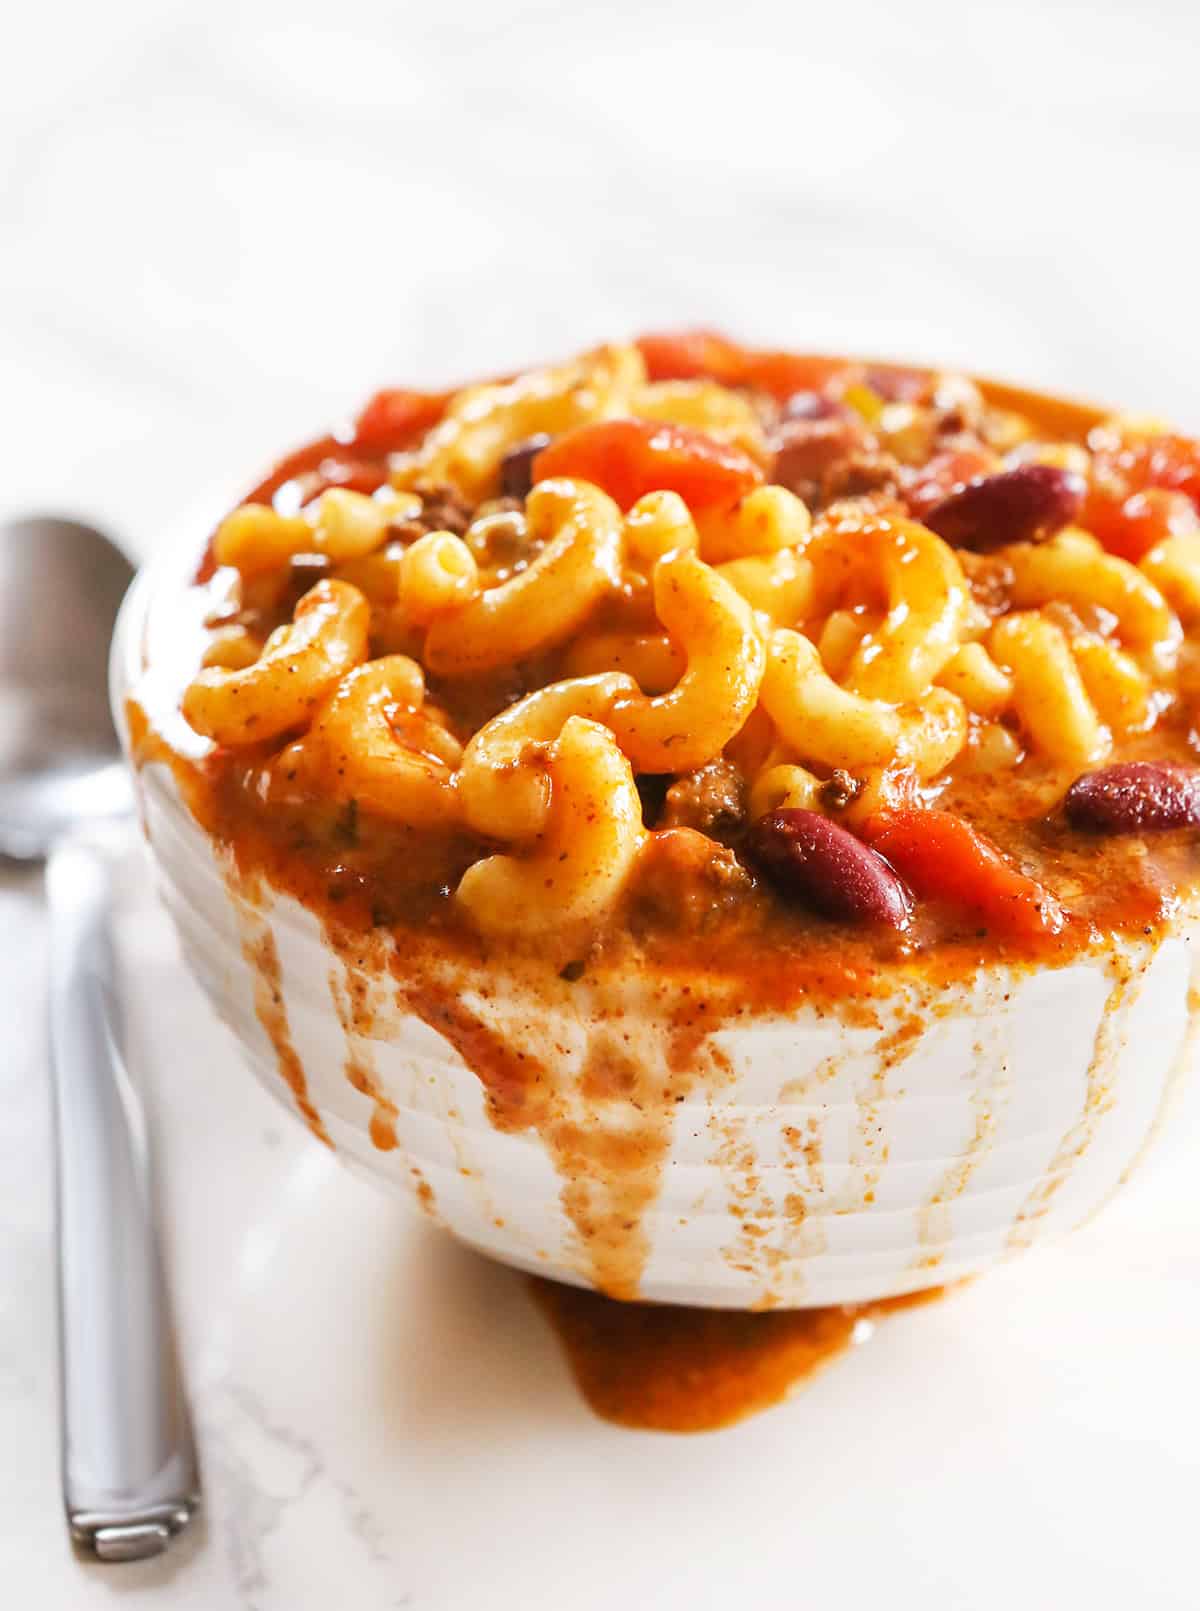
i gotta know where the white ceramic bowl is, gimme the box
[113,528,1200,1310]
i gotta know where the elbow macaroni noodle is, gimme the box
[631,378,767,456]
[214,489,421,578]
[178,343,1200,938]
[1006,533,1181,664]
[455,716,647,936]
[760,628,966,778]
[458,673,637,842]
[816,608,874,683]
[623,490,699,567]
[697,485,812,564]
[183,579,369,745]
[1141,533,1200,621]
[936,642,1013,718]
[715,547,814,623]
[606,551,766,773]
[748,762,825,818]
[392,344,646,501]
[990,612,1111,769]
[398,532,480,624]
[424,479,624,674]
[562,630,685,693]
[807,515,969,702]
[276,656,462,827]
[1068,633,1154,736]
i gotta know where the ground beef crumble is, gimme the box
[659,760,747,838]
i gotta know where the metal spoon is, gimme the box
[0,516,199,1562]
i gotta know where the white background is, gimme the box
[2,1,1199,1606]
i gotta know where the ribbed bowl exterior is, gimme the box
[115,562,1199,1310]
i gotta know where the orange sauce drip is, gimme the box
[381,958,738,1299]
[531,1279,946,1432]
[241,921,332,1148]
[329,961,400,1152]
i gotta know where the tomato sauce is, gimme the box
[531,1278,947,1432]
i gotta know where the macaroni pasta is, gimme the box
[165,336,1200,953]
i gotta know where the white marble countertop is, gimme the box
[3,1,1200,1605]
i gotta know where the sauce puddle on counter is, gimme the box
[530,1278,945,1433]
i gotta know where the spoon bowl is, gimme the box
[0,517,134,858]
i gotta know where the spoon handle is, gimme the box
[47,832,200,1562]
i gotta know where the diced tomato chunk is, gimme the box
[902,449,997,521]
[861,808,1067,943]
[1083,485,1200,563]
[636,328,748,384]
[635,329,853,401]
[532,419,763,512]
[1097,432,1200,511]
[352,387,447,452]
[741,352,854,401]
[294,456,389,506]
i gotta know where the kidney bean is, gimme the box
[922,463,1085,550]
[746,809,912,928]
[1064,762,1200,832]
[499,435,553,500]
